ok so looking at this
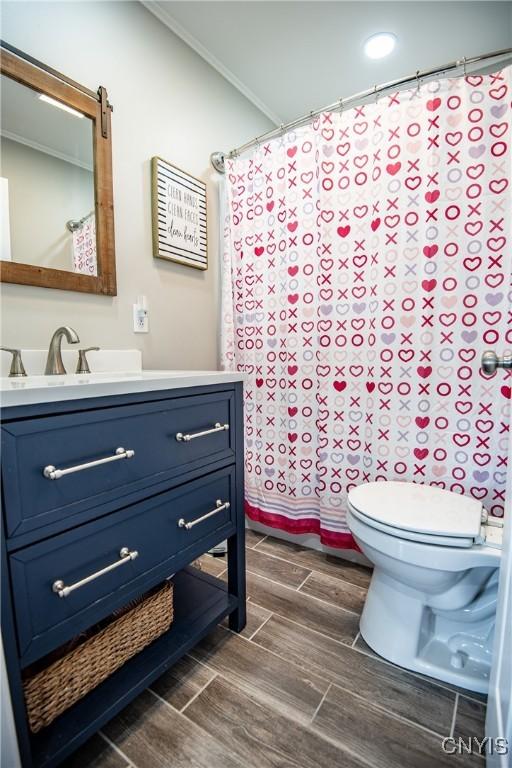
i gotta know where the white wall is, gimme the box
[1,138,95,271]
[0,1,272,369]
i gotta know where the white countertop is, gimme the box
[0,370,244,408]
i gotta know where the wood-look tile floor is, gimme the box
[63,533,486,768]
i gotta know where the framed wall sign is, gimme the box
[151,156,207,270]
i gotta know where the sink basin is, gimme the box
[0,370,196,390]
[0,368,244,407]
[0,349,243,406]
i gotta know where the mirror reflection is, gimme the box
[0,74,97,275]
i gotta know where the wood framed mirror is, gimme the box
[0,43,116,295]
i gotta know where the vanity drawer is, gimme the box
[2,389,236,538]
[10,467,235,665]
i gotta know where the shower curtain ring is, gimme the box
[339,97,343,113]
[415,70,420,92]
[374,84,378,103]
[462,56,467,77]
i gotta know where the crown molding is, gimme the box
[1,129,93,172]
[141,1,282,127]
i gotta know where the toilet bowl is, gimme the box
[347,480,503,694]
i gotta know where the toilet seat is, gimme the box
[348,505,477,547]
[348,481,486,549]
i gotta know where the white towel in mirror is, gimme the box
[72,212,97,275]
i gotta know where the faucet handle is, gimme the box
[1,348,27,378]
[76,347,100,374]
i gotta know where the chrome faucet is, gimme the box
[45,327,80,375]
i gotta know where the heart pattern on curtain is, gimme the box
[221,68,512,548]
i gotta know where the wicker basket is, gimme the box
[23,581,174,733]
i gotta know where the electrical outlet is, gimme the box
[133,296,149,333]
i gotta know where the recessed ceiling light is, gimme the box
[364,33,396,60]
[38,93,84,118]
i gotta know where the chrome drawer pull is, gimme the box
[43,447,135,480]
[178,499,230,531]
[52,547,138,598]
[176,422,229,442]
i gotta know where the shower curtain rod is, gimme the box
[210,46,512,173]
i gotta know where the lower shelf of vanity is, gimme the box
[31,566,236,768]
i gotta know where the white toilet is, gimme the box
[347,480,503,694]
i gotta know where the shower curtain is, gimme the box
[221,67,511,548]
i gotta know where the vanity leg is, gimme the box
[228,382,246,633]
[227,530,246,632]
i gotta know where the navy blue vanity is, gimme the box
[1,375,245,767]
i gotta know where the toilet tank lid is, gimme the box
[348,481,483,539]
